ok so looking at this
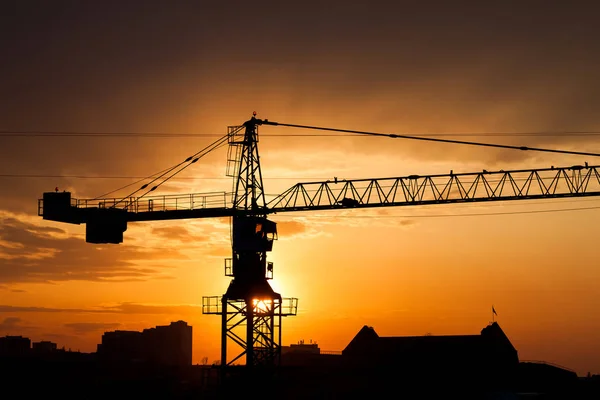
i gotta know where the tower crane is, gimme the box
[37,114,600,368]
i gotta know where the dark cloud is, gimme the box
[101,302,202,315]
[0,317,37,333]
[0,317,21,329]
[0,3,599,223]
[0,2,598,189]
[64,322,121,334]
[41,333,75,340]
[0,217,186,283]
[0,305,117,314]
[0,217,66,241]
[0,303,202,315]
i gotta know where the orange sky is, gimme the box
[2,1,600,376]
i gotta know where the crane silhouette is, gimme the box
[38,114,600,368]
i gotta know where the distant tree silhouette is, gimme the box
[201,356,208,365]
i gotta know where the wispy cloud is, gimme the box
[151,225,195,242]
[0,217,186,283]
[0,317,22,330]
[64,322,121,334]
[100,302,203,315]
[0,317,38,333]
[0,302,202,315]
[0,305,118,314]
[276,220,307,237]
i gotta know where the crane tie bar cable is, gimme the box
[259,120,600,158]
[106,130,236,208]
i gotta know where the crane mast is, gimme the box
[203,116,297,368]
[231,116,267,211]
[36,114,600,370]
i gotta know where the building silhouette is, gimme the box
[0,321,594,398]
[97,321,192,366]
[0,335,31,356]
[282,339,321,355]
[342,321,518,387]
[281,339,329,367]
[32,340,58,353]
[97,330,143,362]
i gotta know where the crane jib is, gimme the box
[38,164,600,243]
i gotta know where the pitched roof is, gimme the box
[343,322,517,362]
[342,325,379,355]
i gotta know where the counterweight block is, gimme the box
[85,209,128,244]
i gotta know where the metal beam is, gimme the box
[39,165,600,225]
[267,165,600,212]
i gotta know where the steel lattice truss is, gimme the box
[40,165,600,223]
[202,296,298,366]
[267,165,600,212]
[229,123,267,211]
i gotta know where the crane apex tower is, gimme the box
[203,116,298,368]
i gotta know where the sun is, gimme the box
[251,298,273,314]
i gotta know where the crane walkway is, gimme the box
[39,165,600,221]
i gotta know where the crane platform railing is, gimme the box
[41,191,232,214]
[38,165,600,220]
[267,164,600,211]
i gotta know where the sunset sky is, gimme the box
[2,1,600,375]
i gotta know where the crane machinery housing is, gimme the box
[37,114,600,369]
